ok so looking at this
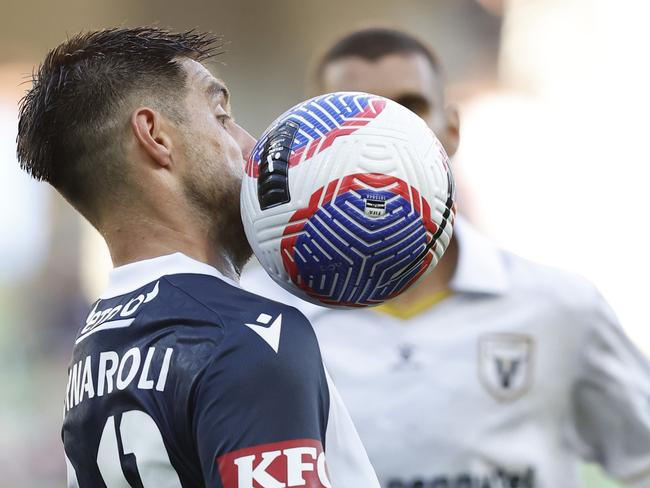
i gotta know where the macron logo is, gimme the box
[245,313,282,353]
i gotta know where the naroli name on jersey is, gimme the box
[64,346,173,412]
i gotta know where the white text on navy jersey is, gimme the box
[65,347,173,412]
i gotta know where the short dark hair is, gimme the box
[17,27,222,219]
[313,27,443,91]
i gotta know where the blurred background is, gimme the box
[0,0,648,486]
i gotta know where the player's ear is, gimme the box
[444,105,460,158]
[131,107,173,168]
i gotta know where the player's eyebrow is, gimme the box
[206,80,229,106]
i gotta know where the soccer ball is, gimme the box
[241,92,455,308]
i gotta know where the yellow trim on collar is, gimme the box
[375,289,453,320]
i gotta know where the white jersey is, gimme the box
[242,218,650,488]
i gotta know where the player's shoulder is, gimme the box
[455,218,607,325]
[493,247,615,340]
[77,274,224,346]
[455,218,602,311]
[504,251,599,307]
[240,264,325,321]
[71,254,326,403]
[164,272,325,376]
[76,253,319,364]
[165,270,313,330]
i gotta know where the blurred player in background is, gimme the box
[243,27,650,488]
[16,27,379,487]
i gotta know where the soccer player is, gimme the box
[242,28,650,487]
[16,27,380,488]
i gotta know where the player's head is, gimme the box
[17,27,254,265]
[313,27,459,157]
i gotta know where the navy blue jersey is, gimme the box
[62,253,379,488]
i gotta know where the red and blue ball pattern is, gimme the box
[280,174,439,307]
[246,92,386,177]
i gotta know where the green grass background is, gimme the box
[582,464,626,487]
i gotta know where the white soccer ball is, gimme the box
[241,92,456,308]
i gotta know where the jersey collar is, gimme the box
[449,216,509,295]
[100,252,239,299]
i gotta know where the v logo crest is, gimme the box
[479,333,534,402]
[245,313,282,353]
[495,358,521,389]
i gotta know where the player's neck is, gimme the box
[387,237,459,308]
[101,212,240,282]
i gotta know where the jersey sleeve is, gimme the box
[322,367,381,488]
[568,290,650,486]
[190,308,332,488]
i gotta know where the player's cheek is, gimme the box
[224,133,247,174]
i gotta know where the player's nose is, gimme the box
[233,123,256,163]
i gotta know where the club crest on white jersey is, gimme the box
[479,333,534,402]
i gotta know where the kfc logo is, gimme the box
[217,439,331,488]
